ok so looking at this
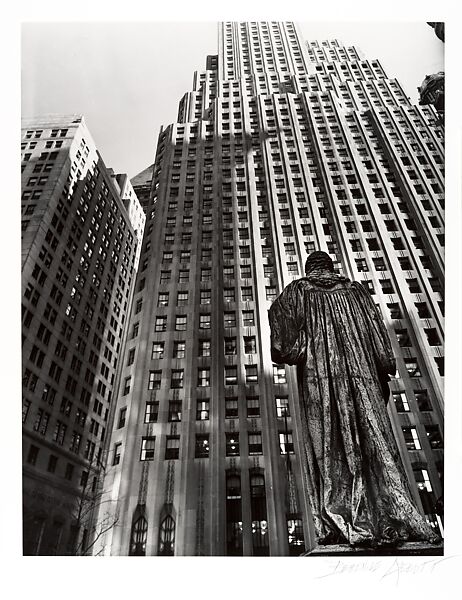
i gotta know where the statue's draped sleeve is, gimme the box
[268,281,306,365]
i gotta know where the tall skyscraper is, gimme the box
[21,115,144,555]
[95,22,444,556]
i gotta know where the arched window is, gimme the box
[129,516,148,556]
[158,515,175,556]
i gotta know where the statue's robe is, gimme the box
[269,271,440,547]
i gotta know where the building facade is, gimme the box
[21,115,143,555]
[96,22,444,556]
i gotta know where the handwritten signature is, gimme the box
[315,555,457,585]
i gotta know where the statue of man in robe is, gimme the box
[268,251,440,548]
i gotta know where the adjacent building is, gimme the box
[21,115,144,554]
[94,22,444,556]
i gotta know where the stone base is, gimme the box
[302,541,444,557]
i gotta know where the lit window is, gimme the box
[279,432,294,454]
[200,314,211,329]
[225,366,238,385]
[226,433,240,456]
[195,434,210,458]
[276,396,290,417]
[198,368,210,387]
[175,315,187,331]
[198,340,211,357]
[273,365,287,384]
[245,365,258,384]
[144,402,158,423]
[200,290,211,304]
[196,399,210,420]
[392,392,410,412]
[148,370,162,390]
[177,291,188,306]
[140,436,156,461]
[151,342,164,360]
[173,341,186,358]
[402,427,421,450]
[155,316,167,332]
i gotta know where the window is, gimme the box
[224,312,236,328]
[168,401,182,422]
[196,399,210,420]
[387,303,402,319]
[276,396,290,417]
[224,337,237,355]
[130,516,148,556]
[226,433,240,457]
[224,288,235,302]
[200,314,211,329]
[242,286,253,301]
[195,434,210,458]
[198,368,210,387]
[424,328,441,346]
[225,397,238,418]
[402,427,421,450]
[395,329,411,347]
[244,336,256,354]
[123,376,131,395]
[140,437,156,461]
[65,463,74,481]
[225,366,238,385]
[118,407,127,428]
[158,515,176,556]
[145,402,159,423]
[148,370,162,390]
[243,311,255,326]
[247,395,260,417]
[415,390,432,412]
[392,392,410,412]
[249,433,263,455]
[175,315,187,331]
[27,444,40,465]
[173,341,186,358]
[273,365,287,384]
[155,316,167,332]
[279,432,294,454]
[151,342,164,360]
[113,442,122,465]
[200,290,212,305]
[425,425,443,449]
[170,370,184,389]
[165,436,180,459]
[47,455,58,473]
[158,292,169,306]
[177,291,188,306]
[245,365,258,384]
[404,358,421,377]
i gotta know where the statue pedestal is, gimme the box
[302,542,443,557]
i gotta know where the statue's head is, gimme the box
[305,251,334,275]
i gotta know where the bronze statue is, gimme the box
[269,251,440,548]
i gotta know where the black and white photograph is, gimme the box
[6,0,461,597]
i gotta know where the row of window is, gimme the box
[117,431,295,463]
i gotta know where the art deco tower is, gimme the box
[96,22,444,556]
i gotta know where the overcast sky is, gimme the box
[21,21,444,180]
